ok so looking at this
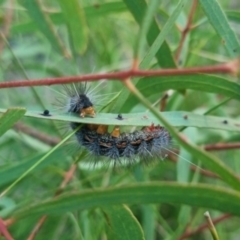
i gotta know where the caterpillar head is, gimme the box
[67,85,96,118]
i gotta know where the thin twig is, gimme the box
[0,60,238,89]
[0,0,14,56]
[0,218,14,240]
[159,91,172,111]
[27,164,77,240]
[205,142,240,151]
[178,213,231,240]
[14,122,61,146]
[175,0,198,63]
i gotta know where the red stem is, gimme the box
[27,164,77,240]
[205,142,240,151]
[178,213,231,239]
[0,218,14,240]
[175,0,198,63]
[0,62,237,89]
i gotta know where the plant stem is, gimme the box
[175,0,198,63]
[0,60,238,89]
[204,211,220,240]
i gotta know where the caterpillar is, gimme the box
[61,83,172,164]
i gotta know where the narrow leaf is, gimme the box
[58,0,88,54]
[199,0,240,57]
[19,0,69,57]
[0,128,78,197]
[135,0,159,59]
[14,183,240,218]
[226,10,240,23]
[141,0,186,68]
[11,2,127,35]
[121,74,240,112]
[0,150,65,188]
[123,0,176,68]
[0,108,240,132]
[0,108,26,136]
[103,205,145,240]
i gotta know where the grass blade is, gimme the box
[140,0,186,68]
[199,0,240,57]
[19,0,70,57]
[123,0,176,68]
[58,0,88,54]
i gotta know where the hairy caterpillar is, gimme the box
[61,83,172,164]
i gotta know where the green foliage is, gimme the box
[0,108,26,136]
[0,0,240,239]
[13,183,240,218]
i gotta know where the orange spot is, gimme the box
[96,125,108,135]
[111,126,120,138]
[80,106,96,118]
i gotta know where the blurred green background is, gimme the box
[0,0,240,239]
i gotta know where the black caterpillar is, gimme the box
[64,83,172,163]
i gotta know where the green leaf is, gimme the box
[0,127,78,197]
[140,0,186,68]
[115,0,178,111]
[183,143,240,190]
[0,108,239,132]
[0,108,26,136]
[14,183,240,219]
[226,10,240,23]
[58,0,88,54]
[142,205,156,240]
[11,2,127,35]
[103,205,145,240]
[0,197,16,218]
[123,0,176,68]
[19,0,68,56]
[122,74,240,112]
[199,0,240,57]
[0,150,65,188]
[135,0,159,59]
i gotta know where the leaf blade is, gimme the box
[199,0,240,57]
[121,74,240,112]
[14,183,240,218]
[1,108,240,132]
[0,150,65,188]
[140,0,186,68]
[58,0,88,54]
[0,108,26,136]
[19,0,69,57]
[103,205,145,240]
[123,0,176,68]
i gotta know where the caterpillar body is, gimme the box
[63,83,172,164]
